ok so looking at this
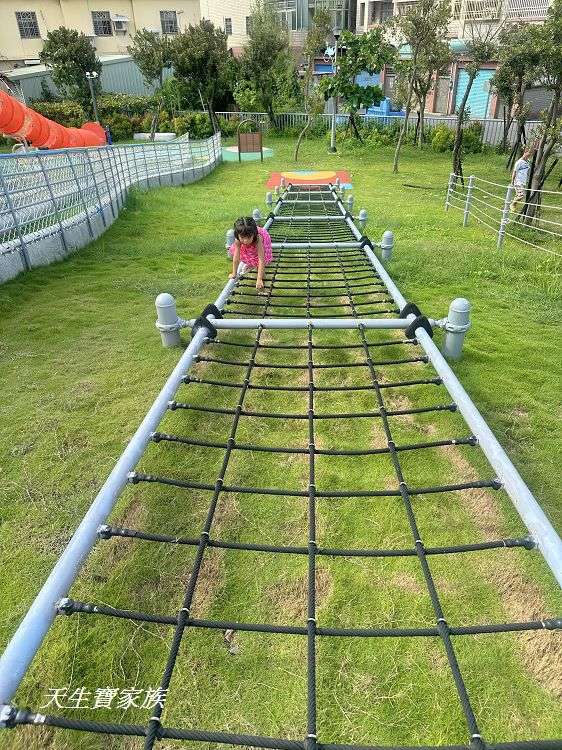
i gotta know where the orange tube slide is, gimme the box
[0,90,106,149]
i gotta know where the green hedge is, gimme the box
[32,101,86,128]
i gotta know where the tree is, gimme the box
[320,28,395,141]
[39,28,101,115]
[492,23,542,163]
[128,29,172,139]
[522,0,562,222]
[171,19,233,132]
[412,41,451,146]
[389,0,450,172]
[238,1,292,126]
[295,8,332,161]
[491,63,517,153]
[450,27,500,181]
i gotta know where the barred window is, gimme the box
[15,11,40,39]
[160,10,178,34]
[245,16,252,34]
[91,10,112,36]
[225,17,232,34]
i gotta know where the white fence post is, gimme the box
[463,175,475,227]
[445,173,455,211]
[497,184,514,249]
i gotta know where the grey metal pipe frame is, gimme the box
[182,317,431,330]
[271,241,361,249]
[269,215,346,222]
[283,183,562,587]
[0,273,240,707]
[355,230,562,588]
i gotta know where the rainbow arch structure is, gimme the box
[0,90,105,149]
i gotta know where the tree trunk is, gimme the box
[294,116,311,162]
[267,100,278,130]
[501,104,514,154]
[506,78,527,169]
[350,111,363,142]
[452,70,476,184]
[206,102,220,134]
[523,87,560,223]
[393,68,416,174]
[417,93,427,147]
[150,97,164,141]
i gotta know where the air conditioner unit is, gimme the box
[111,14,130,33]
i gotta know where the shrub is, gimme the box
[172,115,191,136]
[431,123,455,152]
[462,121,483,154]
[367,127,394,147]
[32,100,85,128]
[97,93,155,117]
[104,113,133,142]
[218,116,238,137]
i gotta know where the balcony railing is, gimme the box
[452,0,551,20]
[505,0,550,19]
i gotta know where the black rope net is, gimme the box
[6,184,561,750]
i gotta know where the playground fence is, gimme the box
[214,110,542,147]
[0,132,222,283]
[445,172,562,258]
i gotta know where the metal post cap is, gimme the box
[449,297,471,314]
[155,292,176,309]
[381,230,394,249]
[358,209,368,221]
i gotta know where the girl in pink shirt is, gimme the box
[228,216,273,292]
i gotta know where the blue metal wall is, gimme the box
[454,69,494,118]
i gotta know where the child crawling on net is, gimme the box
[228,216,272,293]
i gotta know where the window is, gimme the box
[225,17,232,34]
[15,11,40,39]
[160,10,178,34]
[380,2,394,20]
[359,2,365,25]
[245,16,252,34]
[91,10,112,36]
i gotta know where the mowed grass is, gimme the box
[0,137,561,750]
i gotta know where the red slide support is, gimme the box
[0,90,106,149]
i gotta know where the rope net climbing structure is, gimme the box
[1,184,560,750]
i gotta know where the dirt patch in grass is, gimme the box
[443,422,561,698]
[265,567,333,620]
[367,387,561,700]
[390,572,425,594]
[188,494,240,617]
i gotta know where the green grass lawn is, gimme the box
[0,136,561,750]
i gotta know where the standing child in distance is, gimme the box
[228,216,273,293]
[510,148,533,213]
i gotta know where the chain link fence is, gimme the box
[215,110,542,146]
[0,132,222,283]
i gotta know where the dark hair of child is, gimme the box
[234,216,259,244]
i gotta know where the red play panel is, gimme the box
[267,170,352,188]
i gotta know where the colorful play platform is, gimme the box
[266,170,352,188]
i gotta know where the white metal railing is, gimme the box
[504,0,550,17]
[215,110,542,147]
[0,133,222,279]
[445,172,562,257]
